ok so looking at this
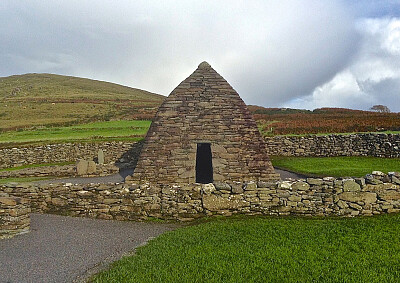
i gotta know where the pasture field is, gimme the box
[0,120,150,146]
[92,214,400,282]
[270,156,400,177]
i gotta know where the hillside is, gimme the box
[1,73,399,136]
[249,106,400,135]
[0,73,165,131]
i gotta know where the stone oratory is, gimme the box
[133,62,279,184]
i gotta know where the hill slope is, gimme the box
[0,73,165,130]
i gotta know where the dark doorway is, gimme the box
[196,143,213,183]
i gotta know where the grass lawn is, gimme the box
[92,215,400,282]
[270,156,400,177]
[0,120,151,146]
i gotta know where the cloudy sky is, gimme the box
[1,1,400,111]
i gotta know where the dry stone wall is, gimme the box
[1,171,400,221]
[1,134,399,172]
[0,164,119,179]
[0,141,143,169]
[265,133,400,157]
[0,196,30,239]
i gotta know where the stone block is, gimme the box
[338,192,377,204]
[87,161,96,174]
[343,180,361,192]
[0,197,17,206]
[213,182,231,191]
[98,149,105,164]
[378,190,400,201]
[307,178,324,186]
[292,181,310,191]
[202,195,247,211]
[76,160,88,175]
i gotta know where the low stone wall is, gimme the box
[1,134,399,172]
[265,133,400,157]
[0,164,119,179]
[0,141,143,169]
[1,171,399,221]
[0,196,30,239]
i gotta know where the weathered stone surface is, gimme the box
[213,182,231,191]
[307,178,324,186]
[132,62,278,184]
[365,174,383,185]
[98,149,105,164]
[392,175,400,185]
[343,180,361,192]
[378,190,400,201]
[76,160,88,176]
[338,192,377,204]
[244,182,257,191]
[0,197,17,206]
[203,195,246,211]
[0,196,30,239]
[292,181,310,191]
[87,161,96,174]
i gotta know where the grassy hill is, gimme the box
[1,73,400,141]
[0,73,165,131]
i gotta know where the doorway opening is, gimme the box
[196,143,213,184]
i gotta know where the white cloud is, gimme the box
[286,17,400,112]
[0,1,359,101]
[0,1,399,111]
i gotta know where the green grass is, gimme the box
[92,215,400,282]
[0,176,52,184]
[271,156,400,177]
[0,120,151,145]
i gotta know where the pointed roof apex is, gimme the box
[198,61,211,69]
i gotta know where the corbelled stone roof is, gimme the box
[133,62,279,184]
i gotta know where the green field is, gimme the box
[92,215,400,282]
[0,120,151,146]
[271,156,400,177]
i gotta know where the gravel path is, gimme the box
[0,214,177,283]
[274,168,308,180]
